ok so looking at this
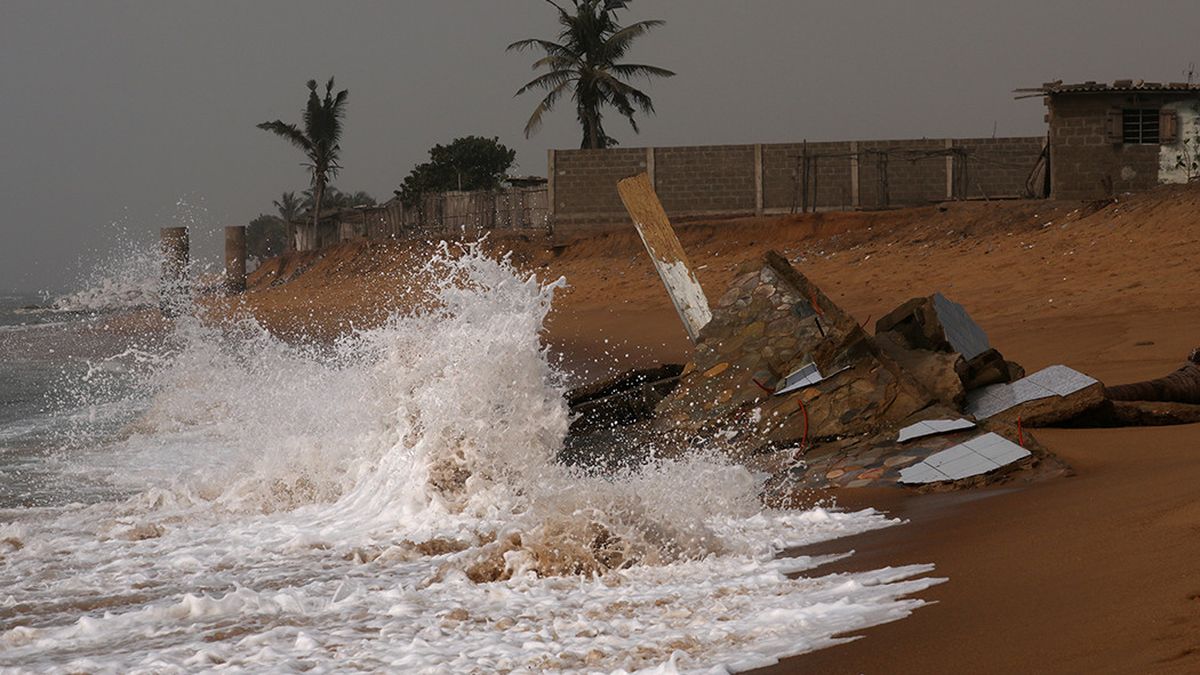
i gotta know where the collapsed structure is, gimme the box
[567,172,1200,494]
[648,248,1077,491]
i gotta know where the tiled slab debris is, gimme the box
[965,365,1098,419]
[775,363,850,396]
[896,418,977,443]
[898,432,1031,484]
[932,292,991,360]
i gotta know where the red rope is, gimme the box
[796,397,809,451]
[751,377,776,394]
[1017,415,1025,447]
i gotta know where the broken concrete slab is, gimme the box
[897,418,976,442]
[960,347,1026,391]
[652,250,936,454]
[875,292,990,359]
[965,365,1104,425]
[898,432,1031,484]
[875,292,1024,403]
[875,331,966,407]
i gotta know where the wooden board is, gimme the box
[617,173,712,342]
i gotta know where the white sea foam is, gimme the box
[0,245,941,673]
[51,239,161,313]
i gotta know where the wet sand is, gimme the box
[756,423,1200,673]
[224,183,1200,672]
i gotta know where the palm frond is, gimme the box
[608,63,675,80]
[524,78,573,138]
[506,38,573,57]
[604,19,665,57]
[256,121,312,152]
[515,69,577,96]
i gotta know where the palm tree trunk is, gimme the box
[584,107,600,149]
[1105,355,1200,404]
[311,181,325,252]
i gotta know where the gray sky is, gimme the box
[2,0,1198,292]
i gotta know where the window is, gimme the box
[1122,108,1160,144]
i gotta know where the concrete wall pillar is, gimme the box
[945,138,955,200]
[849,141,860,208]
[753,143,764,216]
[159,227,189,316]
[646,146,656,188]
[224,225,247,294]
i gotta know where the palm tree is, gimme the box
[258,78,348,250]
[274,191,303,223]
[508,0,674,149]
[300,186,376,211]
[272,191,303,251]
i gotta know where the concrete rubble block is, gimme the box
[965,365,1106,426]
[876,292,1023,392]
[875,331,966,407]
[960,348,1026,391]
[652,250,935,456]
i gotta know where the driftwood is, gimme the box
[1104,349,1200,404]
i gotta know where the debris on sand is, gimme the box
[643,249,1068,493]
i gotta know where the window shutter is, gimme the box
[1159,109,1179,144]
[1105,108,1124,143]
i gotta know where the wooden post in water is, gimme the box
[159,227,189,316]
[616,173,712,343]
[224,225,247,294]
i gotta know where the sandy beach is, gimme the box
[221,182,1200,672]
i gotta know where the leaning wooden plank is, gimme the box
[617,173,712,343]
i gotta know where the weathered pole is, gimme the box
[159,226,189,316]
[617,173,712,343]
[224,225,247,294]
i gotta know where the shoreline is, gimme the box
[215,186,1200,671]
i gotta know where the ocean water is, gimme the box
[0,246,940,673]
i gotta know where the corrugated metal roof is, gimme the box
[1014,79,1200,99]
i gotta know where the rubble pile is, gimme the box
[635,250,1074,491]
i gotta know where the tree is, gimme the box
[508,0,673,149]
[397,136,516,205]
[246,214,287,260]
[273,191,303,249]
[302,186,376,210]
[274,191,303,223]
[257,78,349,249]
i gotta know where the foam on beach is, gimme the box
[0,246,940,673]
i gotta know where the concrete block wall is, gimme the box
[1048,94,1169,201]
[552,148,647,222]
[857,139,948,207]
[548,136,1045,236]
[955,136,1047,199]
[655,144,756,214]
[761,141,853,211]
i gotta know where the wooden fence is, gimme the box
[296,185,549,251]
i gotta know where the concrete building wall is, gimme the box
[1047,92,1200,200]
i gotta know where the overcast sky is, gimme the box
[2,0,1198,292]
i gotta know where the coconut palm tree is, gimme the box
[273,191,303,223]
[258,78,348,249]
[272,191,304,252]
[508,0,673,149]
